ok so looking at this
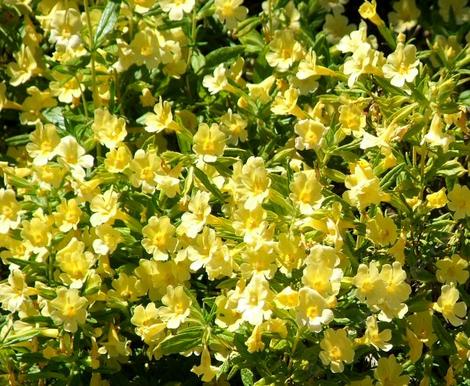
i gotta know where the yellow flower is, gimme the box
[423,113,454,151]
[296,287,334,332]
[104,144,132,173]
[426,188,448,209]
[0,269,36,313]
[93,224,123,255]
[294,119,327,150]
[349,376,374,386]
[374,355,410,386]
[289,170,323,215]
[337,22,369,54]
[48,8,82,46]
[388,0,421,32]
[214,0,248,30]
[354,261,386,308]
[135,259,191,301]
[20,86,57,125]
[359,0,385,27]
[193,122,226,163]
[0,188,22,234]
[129,149,162,193]
[438,0,470,25]
[55,135,94,180]
[455,332,470,361]
[177,191,211,238]
[49,287,88,333]
[319,328,355,373]
[191,346,218,382]
[142,216,177,261]
[343,43,385,88]
[92,108,127,149]
[246,323,265,353]
[140,87,156,107]
[144,97,180,133]
[7,44,41,86]
[203,64,229,95]
[362,316,392,351]
[406,328,423,362]
[49,71,82,104]
[21,217,52,257]
[378,262,411,320]
[219,108,248,145]
[100,324,131,359]
[323,11,356,44]
[436,254,469,284]
[271,87,306,118]
[109,272,146,303]
[343,159,390,209]
[383,42,420,88]
[407,311,436,348]
[302,259,343,299]
[131,303,166,344]
[447,184,470,219]
[53,198,81,232]
[366,212,397,247]
[339,102,366,136]
[266,29,304,71]
[236,274,272,325]
[26,122,60,166]
[276,233,305,276]
[274,286,299,309]
[231,156,271,210]
[246,75,275,104]
[158,285,192,329]
[90,188,119,227]
[159,0,195,21]
[433,284,467,326]
[56,237,96,289]
[240,243,277,279]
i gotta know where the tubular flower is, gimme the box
[296,286,334,332]
[26,122,60,166]
[92,108,127,149]
[343,159,390,209]
[0,189,22,234]
[319,328,355,373]
[158,285,192,329]
[214,0,248,30]
[49,287,88,333]
[447,184,470,219]
[193,122,226,163]
[433,284,467,326]
[383,41,420,88]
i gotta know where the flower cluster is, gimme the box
[0,0,469,384]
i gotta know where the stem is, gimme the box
[186,4,198,67]
[267,0,273,40]
[83,0,99,108]
[77,74,88,119]
[288,326,302,370]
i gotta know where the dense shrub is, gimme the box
[0,0,469,384]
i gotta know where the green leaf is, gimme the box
[159,326,203,355]
[436,160,466,177]
[432,315,457,355]
[323,168,346,183]
[93,0,121,48]
[202,46,245,73]
[5,134,30,146]
[241,368,254,386]
[194,167,225,202]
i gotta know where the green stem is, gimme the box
[84,0,98,108]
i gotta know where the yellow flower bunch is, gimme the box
[0,0,469,384]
